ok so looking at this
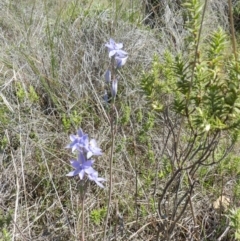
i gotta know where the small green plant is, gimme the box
[142,171,154,189]
[219,155,240,177]
[28,85,39,103]
[136,109,143,123]
[15,82,26,102]
[115,136,126,153]
[137,130,148,144]
[71,110,82,127]
[147,148,154,164]
[141,0,240,238]
[139,202,148,218]
[62,113,71,132]
[0,135,7,151]
[14,82,39,106]
[90,207,107,226]
[229,208,240,240]
[0,228,11,241]
[143,112,155,132]
[120,103,131,125]
[0,210,11,241]
[234,179,240,201]
[158,156,172,179]
[0,93,11,126]
[61,110,82,132]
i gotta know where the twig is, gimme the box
[128,221,155,240]
[187,172,200,241]
[228,0,238,61]
[217,226,230,241]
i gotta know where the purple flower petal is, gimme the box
[89,139,102,155]
[66,152,95,179]
[70,160,81,169]
[88,171,106,188]
[66,129,89,153]
[79,170,85,179]
[85,166,95,175]
[109,50,117,58]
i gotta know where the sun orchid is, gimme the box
[66,128,88,153]
[105,38,128,58]
[66,152,95,179]
[67,129,102,157]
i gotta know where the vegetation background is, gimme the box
[1,0,240,240]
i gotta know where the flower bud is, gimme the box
[104,69,111,83]
[111,79,118,98]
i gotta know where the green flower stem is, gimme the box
[103,112,116,241]
[81,183,85,241]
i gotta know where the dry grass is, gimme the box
[0,0,239,240]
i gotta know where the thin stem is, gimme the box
[103,112,116,240]
[79,181,86,241]
[187,172,200,241]
[81,194,85,241]
[228,0,238,61]
[158,168,182,217]
[189,0,208,93]
[168,184,194,235]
